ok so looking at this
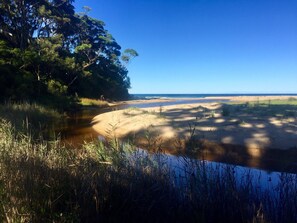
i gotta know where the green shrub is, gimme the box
[288,97,297,101]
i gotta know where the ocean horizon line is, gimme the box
[132,93,297,95]
[131,93,297,99]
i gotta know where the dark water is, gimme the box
[45,97,297,211]
[55,98,229,144]
[52,99,297,186]
[51,107,117,145]
[131,148,295,191]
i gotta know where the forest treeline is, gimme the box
[0,0,137,108]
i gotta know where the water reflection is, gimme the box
[53,99,228,144]
[129,148,296,192]
[50,106,122,145]
[50,100,297,175]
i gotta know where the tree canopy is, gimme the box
[0,0,137,107]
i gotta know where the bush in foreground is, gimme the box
[0,111,296,222]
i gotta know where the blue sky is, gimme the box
[74,0,297,94]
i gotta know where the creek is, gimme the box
[50,99,297,188]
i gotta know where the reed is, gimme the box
[0,102,61,135]
[0,104,296,222]
[79,98,109,107]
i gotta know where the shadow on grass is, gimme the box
[1,145,297,223]
[0,102,61,138]
[1,112,297,222]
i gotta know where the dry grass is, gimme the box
[0,103,296,222]
[79,98,109,107]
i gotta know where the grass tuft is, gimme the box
[79,98,109,107]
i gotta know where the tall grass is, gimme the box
[79,98,109,107]
[0,102,61,133]
[0,103,296,222]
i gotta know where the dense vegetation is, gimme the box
[0,0,138,107]
[1,1,296,222]
[0,104,296,222]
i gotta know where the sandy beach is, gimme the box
[92,96,297,162]
[118,95,297,104]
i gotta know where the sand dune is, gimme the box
[92,96,297,158]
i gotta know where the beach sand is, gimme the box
[92,96,297,166]
[117,95,297,105]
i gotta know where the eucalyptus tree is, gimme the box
[71,13,138,99]
[0,0,138,104]
[0,0,77,100]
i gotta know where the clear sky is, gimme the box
[74,0,297,94]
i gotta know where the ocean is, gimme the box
[128,93,297,108]
[132,93,297,99]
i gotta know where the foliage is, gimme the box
[0,1,138,107]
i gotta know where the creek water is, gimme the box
[54,98,228,145]
[51,99,297,189]
[129,148,296,193]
